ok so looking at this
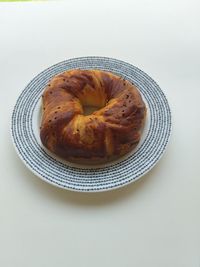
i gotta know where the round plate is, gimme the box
[11,56,171,192]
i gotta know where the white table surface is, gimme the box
[0,1,199,266]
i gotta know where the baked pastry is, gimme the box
[40,69,146,162]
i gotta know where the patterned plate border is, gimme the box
[11,56,171,192]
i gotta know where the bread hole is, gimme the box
[83,106,99,115]
[129,100,131,103]
[57,107,61,109]
[126,95,129,99]
[48,84,51,87]
[63,79,65,82]
[50,91,53,94]
[48,120,51,123]
[54,111,57,114]
[43,107,46,110]
[54,117,57,120]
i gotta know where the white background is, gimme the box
[0,1,200,266]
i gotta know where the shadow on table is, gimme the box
[10,141,170,207]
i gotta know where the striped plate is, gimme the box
[11,57,171,192]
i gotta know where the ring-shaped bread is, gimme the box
[40,69,146,162]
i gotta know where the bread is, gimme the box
[40,69,146,162]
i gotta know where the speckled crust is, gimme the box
[40,69,146,162]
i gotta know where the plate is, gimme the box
[11,56,171,192]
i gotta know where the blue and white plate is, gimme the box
[11,57,171,192]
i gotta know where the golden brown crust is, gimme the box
[40,69,146,162]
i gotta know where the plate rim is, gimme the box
[11,56,172,192]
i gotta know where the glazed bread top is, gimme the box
[40,69,146,161]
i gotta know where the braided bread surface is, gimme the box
[40,69,146,162]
